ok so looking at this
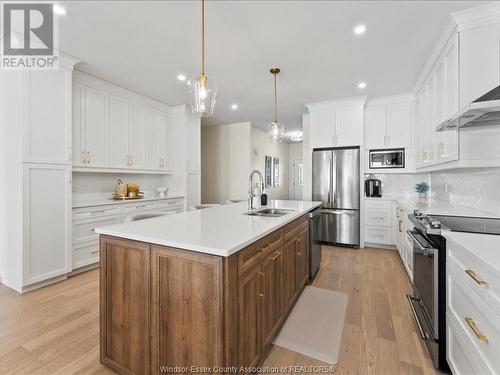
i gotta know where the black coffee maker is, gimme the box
[365,178,382,197]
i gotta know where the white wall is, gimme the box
[251,126,290,200]
[302,114,312,200]
[431,168,500,216]
[201,122,252,204]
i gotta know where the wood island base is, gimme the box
[99,214,310,375]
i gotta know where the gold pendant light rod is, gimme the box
[270,68,280,123]
[201,0,205,76]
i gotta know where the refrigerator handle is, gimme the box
[331,150,336,207]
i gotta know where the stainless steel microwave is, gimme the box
[369,148,405,169]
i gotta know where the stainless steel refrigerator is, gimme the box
[312,147,360,246]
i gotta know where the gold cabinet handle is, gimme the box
[270,251,282,261]
[258,293,264,299]
[87,151,90,164]
[82,151,86,164]
[465,270,488,287]
[91,250,99,255]
[297,252,302,256]
[399,220,403,233]
[465,317,488,342]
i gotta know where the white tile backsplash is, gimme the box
[73,172,172,202]
[365,173,431,199]
[431,168,500,216]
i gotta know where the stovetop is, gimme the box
[409,211,500,236]
[429,215,500,236]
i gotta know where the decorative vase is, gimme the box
[418,192,427,201]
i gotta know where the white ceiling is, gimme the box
[58,0,484,140]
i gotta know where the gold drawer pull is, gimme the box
[90,250,99,255]
[297,252,302,256]
[465,317,488,343]
[465,270,488,287]
[258,293,264,299]
[270,252,282,261]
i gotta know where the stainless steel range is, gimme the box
[407,212,500,372]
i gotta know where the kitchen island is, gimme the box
[95,200,322,375]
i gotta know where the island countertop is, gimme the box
[95,199,322,256]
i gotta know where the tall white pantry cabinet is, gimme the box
[0,54,79,293]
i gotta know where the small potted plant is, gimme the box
[415,182,430,201]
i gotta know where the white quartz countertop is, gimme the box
[442,231,500,273]
[94,200,322,257]
[72,194,185,208]
[365,196,499,218]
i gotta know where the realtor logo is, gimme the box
[1,2,58,69]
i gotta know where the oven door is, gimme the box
[406,230,438,342]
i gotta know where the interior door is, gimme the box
[291,159,303,200]
[312,150,332,208]
[333,148,359,210]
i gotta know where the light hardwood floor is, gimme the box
[0,247,441,375]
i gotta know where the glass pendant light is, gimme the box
[267,68,285,142]
[188,0,217,117]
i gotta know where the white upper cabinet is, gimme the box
[444,34,459,119]
[309,109,335,149]
[72,83,85,167]
[24,69,72,164]
[109,95,129,168]
[161,112,175,171]
[386,102,412,148]
[335,106,364,147]
[307,98,366,149]
[365,105,386,149]
[72,72,175,173]
[365,100,412,150]
[84,86,109,167]
[128,103,147,169]
[459,22,500,107]
[146,107,163,170]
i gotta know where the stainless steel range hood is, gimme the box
[436,85,500,132]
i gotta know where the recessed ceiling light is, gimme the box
[53,4,66,15]
[358,82,367,89]
[231,103,238,110]
[354,24,366,35]
[177,74,186,81]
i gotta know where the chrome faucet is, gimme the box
[248,170,264,210]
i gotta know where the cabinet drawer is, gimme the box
[447,265,500,372]
[365,208,391,227]
[73,205,121,220]
[365,199,392,210]
[72,241,99,269]
[122,202,158,213]
[365,226,391,245]
[284,215,307,241]
[446,311,491,375]
[73,215,120,244]
[153,199,184,211]
[238,229,282,277]
[447,239,500,316]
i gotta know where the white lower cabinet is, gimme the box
[71,198,185,270]
[23,164,72,286]
[364,199,392,245]
[446,235,500,375]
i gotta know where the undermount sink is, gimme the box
[244,208,295,217]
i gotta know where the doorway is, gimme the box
[291,159,303,200]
